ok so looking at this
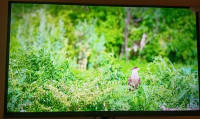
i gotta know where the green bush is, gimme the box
[8,50,199,111]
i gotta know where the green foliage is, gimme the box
[8,48,199,111]
[8,4,199,112]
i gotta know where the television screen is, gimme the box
[6,2,199,115]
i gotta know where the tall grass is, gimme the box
[7,49,199,112]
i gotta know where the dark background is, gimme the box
[0,0,200,119]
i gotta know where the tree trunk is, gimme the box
[139,33,147,55]
[124,7,131,61]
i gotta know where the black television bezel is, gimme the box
[4,1,200,118]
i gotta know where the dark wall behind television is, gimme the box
[0,0,200,119]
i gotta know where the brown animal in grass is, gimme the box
[128,67,141,91]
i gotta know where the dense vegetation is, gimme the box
[7,3,199,112]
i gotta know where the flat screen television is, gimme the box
[4,1,200,118]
